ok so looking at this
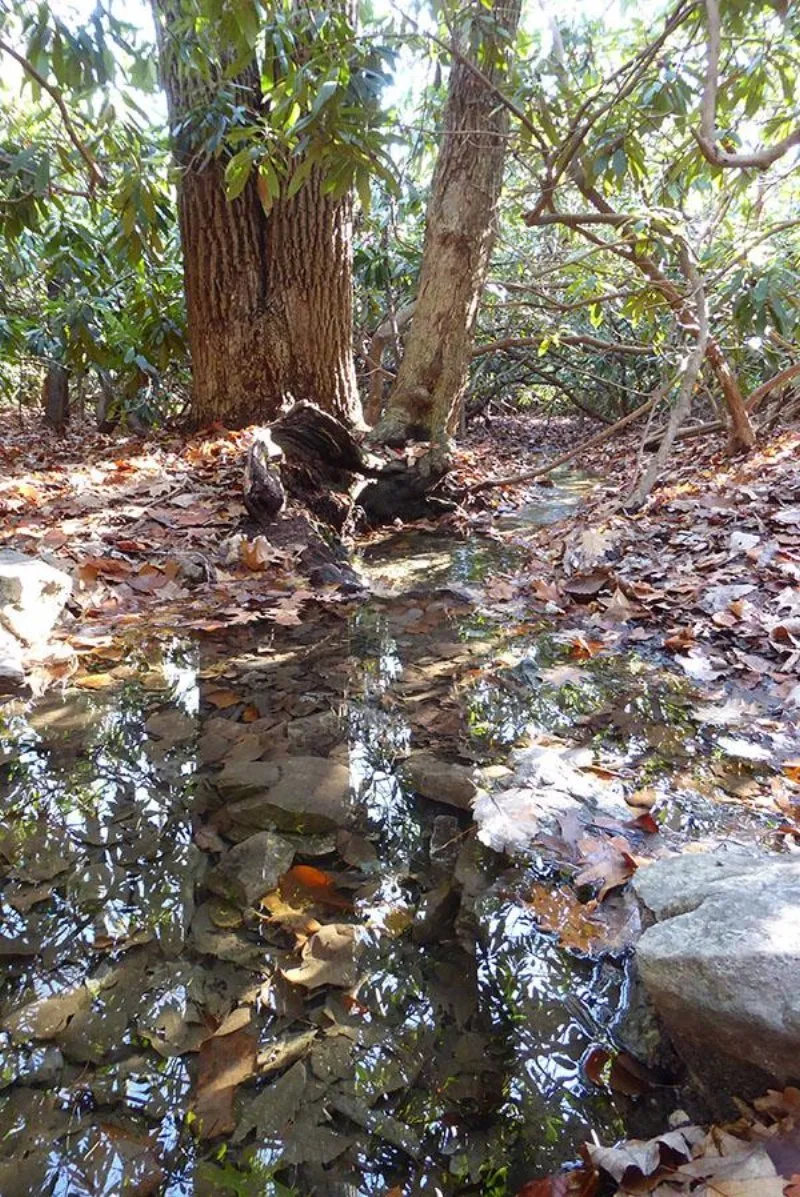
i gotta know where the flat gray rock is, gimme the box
[215,760,282,799]
[0,655,26,695]
[207,831,295,906]
[635,851,800,1084]
[0,550,72,647]
[634,850,782,920]
[218,757,352,833]
[474,742,630,852]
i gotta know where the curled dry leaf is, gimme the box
[281,923,362,989]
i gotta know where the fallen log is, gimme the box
[243,401,457,531]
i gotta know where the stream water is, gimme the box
[0,477,782,1196]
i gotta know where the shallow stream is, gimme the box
[0,477,783,1196]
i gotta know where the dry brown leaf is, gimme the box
[281,923,361,989]
[192,1027,257,1139]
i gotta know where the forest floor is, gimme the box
[0,413,799,1196]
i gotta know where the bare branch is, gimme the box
[697,0,800,169]
[708,218,800,286]
[472,334,654,357]
[523,210,635,228]
[746,361,800,412]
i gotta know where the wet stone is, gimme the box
[0,647,26,696]
[0,550,72,647]
[219,757,352,834]
[635,852,800,1088]
[429,815,461,873]
[191,902,274,968]
[206,831,295,907]
[412,882,460,944]
[286,709,345,755]
[402,751,477,810]
[214,760,282,800]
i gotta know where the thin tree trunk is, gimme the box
[524,189,758,454]
[42,278,69,432]
[42,363,69,432]
[627,248,708,507]
[377,0,521,450]
[364,301,416,425]
[153,3,361,429]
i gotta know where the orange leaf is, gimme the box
[571,636,605,660]
[783,760,800,785]
[279,864,353,911]
[583,1046,611,1086]
[205,689,241,710]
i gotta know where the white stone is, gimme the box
[0,550,72,647]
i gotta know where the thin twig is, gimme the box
[626,245,708,506]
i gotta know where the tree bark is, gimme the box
[377,0,521,449]
[42,363,69,432]
[153,3,361,429]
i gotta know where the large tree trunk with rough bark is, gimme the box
[377,0,521,450]
[153,4,361,429]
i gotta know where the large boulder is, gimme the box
[215,757,352,834]
[0,550,72,648]
[634,851,800,1093]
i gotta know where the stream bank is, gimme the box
[0,465,798,1196]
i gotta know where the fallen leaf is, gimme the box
[192,1027,257,1138]
[563,570,612,599]
[575,835,637,900]
[281,923,362,989]
[205,689,241,710]
[583,1046,611,1086]
[526,884,607,953]
[279,864,353,911]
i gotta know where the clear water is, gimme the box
[0,480,783,1197]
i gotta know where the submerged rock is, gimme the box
[216,757,352,834]
[474,742,629,853]
[634,851,800,1093]
[286,710,344,756]
[402,751,477,810]
[0,549,72,647]
[207,831,295,907]
[0,647,26,695]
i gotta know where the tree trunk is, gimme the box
[377,0,521,449]
[42,363,69,432]
[153,4,361,429]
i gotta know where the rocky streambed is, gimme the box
[0,476,797,1196]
